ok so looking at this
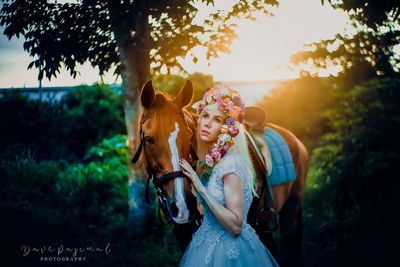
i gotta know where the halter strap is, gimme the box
[131,112,198,211]
[131,114,151,164]
[131,131,144,164]
[131,110,201,225]
[154,171,185,187]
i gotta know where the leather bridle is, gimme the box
[131,110,201,225]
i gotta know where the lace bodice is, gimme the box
[202,150,254,227]
[190,150,256,264]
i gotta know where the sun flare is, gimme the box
[179,0,349,81]
[0,0,349,88]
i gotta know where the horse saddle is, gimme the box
[245,106,297,232]
[245,106,296,192]
[262,127,296,186]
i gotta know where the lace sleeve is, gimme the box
[218,154,250,185]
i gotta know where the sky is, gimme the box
[0,0,350,88]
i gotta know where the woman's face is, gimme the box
[198,106,225,143]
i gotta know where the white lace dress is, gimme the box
[179,150,280,267]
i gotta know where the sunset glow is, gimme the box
[179,0,349,81]
[0,0,349,88]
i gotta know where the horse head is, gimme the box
[133,80,200,225]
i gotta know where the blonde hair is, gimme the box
[229,121,258,197]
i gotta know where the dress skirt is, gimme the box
[179,223,279,267]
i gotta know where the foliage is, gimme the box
[0,142,128,235]
[0,135,182,266]
[84,134,128,162]
[303,77,400,267]
[293,0,399,78]
[291,4,400,263]
[0,83,125,162]
[61,83,125,159]
[0,92,62,158]
[256,76,335,150]
[0,0,283,236]
[153,72,215,105]
[291,30,399,79]
[323,0,400,30]
[0,0,279,79]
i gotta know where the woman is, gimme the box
[179,85,279,267]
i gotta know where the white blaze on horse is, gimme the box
[168,122,190,223]
[133,80,308,267]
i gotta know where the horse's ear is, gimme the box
[140,80,155,109]
[174,80,193,108]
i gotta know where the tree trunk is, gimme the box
[120,44,151,236]
[107,1,152,235]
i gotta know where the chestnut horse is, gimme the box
[132,80,308,267]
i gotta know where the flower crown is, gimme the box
[191,85,246,185]
[192,85,245,123]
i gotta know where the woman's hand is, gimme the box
[179,158,205,193]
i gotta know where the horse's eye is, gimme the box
[144,136,155,145]
[155,165,164,172]
[151,163,163,173]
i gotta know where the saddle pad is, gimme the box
[262,127,296,186]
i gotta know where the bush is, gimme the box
[303,77,400,267]
[0,134,182,266]
[61,84,125,159]
[0,84,125,162]
[0,92,63,158]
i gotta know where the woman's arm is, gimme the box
[191,185,204,216]
[180,159,244,237]
[198,172,244,237]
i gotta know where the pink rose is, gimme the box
[218,98,232,112]
[228,125,239,137]
[217,138,225,146]
[232,96,243,107]
[217,100,226,110]
[211,150,222,161]
[226,100,234,110]
[205,154,214,167]
[214,92,223,100]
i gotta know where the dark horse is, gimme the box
[132,80,308,267]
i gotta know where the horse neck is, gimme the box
[182,109,199,163]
